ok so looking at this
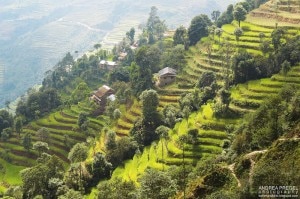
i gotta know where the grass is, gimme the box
[0,158,24,191]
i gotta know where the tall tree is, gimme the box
[33,141,49,157]
[155,125,170,170]
[97,178,136,199]
[135,45,161,73]
[173,26,188,47]
[36,127,50,143]
[126,27,135,45]
[130,62,153,97]
[146,6,166,43]
[22,133,32,152]
[15,117,23,137]
[161,44,186,71]
[140,89,159,123]
[138,168,177,199]
[234,27,243,45]
[188,14,212,45]
[233,5,247,27]
[67,143,88,191]
[281,60,291,78]
[21,155,64,198]
[211,10,221,22]
[215,28,223,44]
[271,28,285,52]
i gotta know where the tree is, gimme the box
[211,10,221,22]
[97,178,137,199]
[177,134,193,199]
[216,4,234,27]
[68,143,88,164]
[33,141,49,157]
[260,41,271,55]
[106,137,138,167]
[21,155,64,198]
[135,45,161,73]
[1,130,9,142]
[71,82,91,104]
[173,26,188,46]
[15,117,23,137]
[36,127,50,143]
[5,100,10,111]
[146,6,167,43]
[113,109,121,120]
[126,27,135,45]
[162,104,179,127]
[138,168,177,199]
[22,133,32,152]
[67,143,88,191]
[94,44,101,50]
[281,60,291,77]
[130,62,153,97]
[197,71,216,88]
[161,44,186,71]
[233,5,247,27]
[271,28,285,52]
[208,25,217,40]
[231,50,256,83]
[234,28,243,45]
[259,32,265,42]
[155,125,170,170]
[219,88,231,112]
[87,152,112,187]
[0,110,13,133]
[58,189,82,199]
[203,38,213,64]
[215,28,223,44]
[105,131,117,151]
[77,112,88,130]
[139,89,159,123]
[188,14,212,45]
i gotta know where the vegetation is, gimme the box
[1,1,300,198]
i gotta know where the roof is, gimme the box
[107,94,116,101]
[107,61,117,66]
[158,67,177,76]
[93,85,113,99]
[100,60,117,66]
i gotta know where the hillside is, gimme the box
[0,0,299,198]
[0,0,237,108]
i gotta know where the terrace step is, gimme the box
[231,98,262,109]
[229,104,255,115]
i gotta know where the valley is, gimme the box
[0,0,236,107]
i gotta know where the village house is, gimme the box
[99,60,118,71]
[90,85,115,115]
[90,85,115,105]
[118,52,127,61]
[157,67,177,87]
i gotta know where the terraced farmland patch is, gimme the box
[113,100,142,137]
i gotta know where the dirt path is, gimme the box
[228,163,241,187]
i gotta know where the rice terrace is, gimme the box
[0,0,299,198]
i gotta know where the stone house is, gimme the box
[99,60,118,71]
[157,67,177,86]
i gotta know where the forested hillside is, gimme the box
[0,0,299,198]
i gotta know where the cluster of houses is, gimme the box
[91,51,177,114]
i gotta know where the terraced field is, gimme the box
[0,101,106,189]
[110,2,300,182]
[114,100,142,137]
[248,0,300,26]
